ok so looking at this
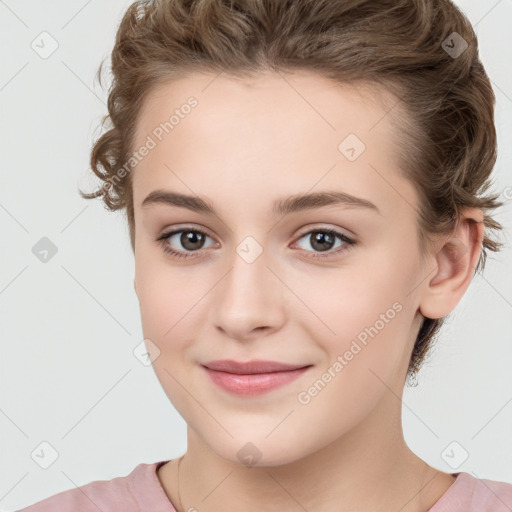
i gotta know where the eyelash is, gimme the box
[156,226,356,260]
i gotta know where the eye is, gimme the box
[156,226,356,260]
[156,227,217,259]
[292,227,356,259]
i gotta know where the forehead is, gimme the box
[131,70,416,220]
[134,70,397,145]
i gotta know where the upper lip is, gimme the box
[202,359,312,374]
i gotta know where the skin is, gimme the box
[131,70,483,512]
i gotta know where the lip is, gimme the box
[202,359,311,374]
[201,359,313,396]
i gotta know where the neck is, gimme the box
[161,392,456,512]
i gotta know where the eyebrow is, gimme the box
[141,189,381,217]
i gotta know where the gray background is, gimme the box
[1,0,511,510]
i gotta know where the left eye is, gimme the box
[293,228,355,258]
[157,227,355,260]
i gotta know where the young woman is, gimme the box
[19,0,512,510]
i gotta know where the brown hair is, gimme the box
[80,0,503,380]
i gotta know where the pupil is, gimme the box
[312,232,334,252]
[182,231,204,250]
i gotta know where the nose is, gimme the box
[211,247,286,342]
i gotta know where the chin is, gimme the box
[205,434,313,469]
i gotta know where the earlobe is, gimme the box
[419,209,484,320]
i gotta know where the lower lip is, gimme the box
[203,366,311,396]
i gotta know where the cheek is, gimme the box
[135,257,217,360]
[135,253,192,340]
[134,262,205,412]
[290,279,409,434]
[293,256,413,375]
[292,261,402,332]
[136,271,175,337]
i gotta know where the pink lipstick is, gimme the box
[202,359,312,396]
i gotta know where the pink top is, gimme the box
[17,460,512,511]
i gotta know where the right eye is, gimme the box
[156,227,217,259]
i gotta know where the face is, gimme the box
[132,70,428,466]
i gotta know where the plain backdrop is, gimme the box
[1,0,511,510]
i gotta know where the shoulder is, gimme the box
[16,460,174,512]
[430,472,512,512]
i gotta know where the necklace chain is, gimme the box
[176,455,184,512]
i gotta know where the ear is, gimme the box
[419,207,484,320]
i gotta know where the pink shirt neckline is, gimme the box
[19,460,512,511]
[147,461,465,511]
[428,472,462,510]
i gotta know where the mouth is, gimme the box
[201,359,313,396]
[202,359,312,374]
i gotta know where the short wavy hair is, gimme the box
[80,0,504,380]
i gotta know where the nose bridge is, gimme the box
[213,236,284,338]
[223,237,274,310]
